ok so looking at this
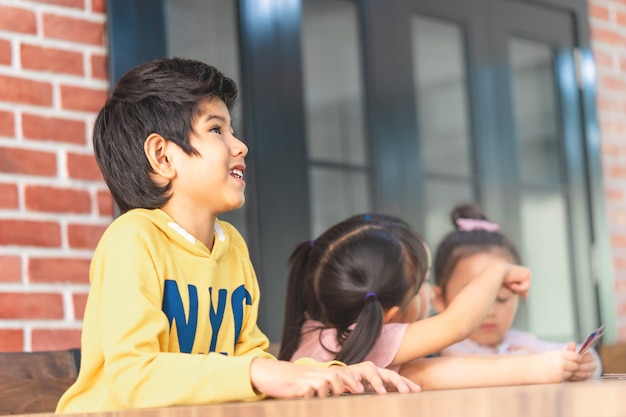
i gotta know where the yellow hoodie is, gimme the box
[56,208,275,412]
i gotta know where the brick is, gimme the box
[591,27,626,46]
[67,152,103,180]
[22,113,86,145]
[0,147,57,176]
[0,292,63,319]
[0,255,21,282]
[67,223,106,249]
[73,292,88,319]
[617,11,626,26]
[620,56,626,72]
[0,110,14,136]
[29,257,90,284]
[593,49,613,69]
[0,38,11,66]
[0,219,61,247]
[97,190,114,216]
[589,3,610,20]
[91,0,105,13]
[600,75,626,91]
[0,6,36,34]
[60,85,108,112]
[21,44,84,76]
[0,75,53,106]
[32,329,82,351]
[601,142,620,158]
[607,165,626,179]
[601,119,626,135]
[31,0,85,9]
[612,233,626,248]
[43,14,104,46]
[0,329,23,352]
[606,188,625,201]
[597,96,621,113]
[91,53,108,80]
[615,257,626,271]
[609,210,626,226]
[0,182,18,209]
[25,185,91,214]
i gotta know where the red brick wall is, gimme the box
[589,0,626,341]
[0,0,110,352]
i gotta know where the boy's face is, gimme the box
[436,251,519,348]
[171,97,248,215]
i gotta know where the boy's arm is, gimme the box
[399,351,580,390]
[393,262,530,365]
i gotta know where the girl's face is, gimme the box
[437,251,519,348]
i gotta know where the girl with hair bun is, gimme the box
[432,202,600,380]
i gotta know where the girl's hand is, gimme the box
[567,343,598,381]
[339,361,421,394]
[502,265,531,299]
[249,358,420,399]
[528,347,580,384]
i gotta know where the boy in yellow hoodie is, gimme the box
[56,58,418,413]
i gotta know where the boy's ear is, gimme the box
[430,285,447,314]
[144,133,176,180]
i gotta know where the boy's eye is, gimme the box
[209,126,221,134]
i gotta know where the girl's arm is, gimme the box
[399,350,580,390]
[392,261,530,365]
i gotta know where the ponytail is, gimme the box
[335,297,383,364]
[278,241,313,360]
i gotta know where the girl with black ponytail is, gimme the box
[279,212,532,373]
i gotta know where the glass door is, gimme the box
[365,0,601,342]
[488,0,599,342]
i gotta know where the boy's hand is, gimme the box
[249,358,420,399]
[502,265,531,299]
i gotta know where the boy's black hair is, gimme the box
[433,202,521,294]
[93,57,239,213]
[279,213,428,365]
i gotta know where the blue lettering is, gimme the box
[231,285,252,348]
[162,280,198,353]
[208,287,227,352]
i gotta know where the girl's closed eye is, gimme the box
[496,296,510,303]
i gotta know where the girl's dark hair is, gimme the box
[93,57,238,213]
[433,202,521,294]
[279,213,428,365]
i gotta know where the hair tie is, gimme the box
[310,240,315,248]
[364,214,371,221]
[456,218,499,233]
[364,292,376,301]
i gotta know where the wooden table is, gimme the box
[13,379,626,417]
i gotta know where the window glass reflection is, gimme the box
[412,16,472,177]
[302,0,367,165]
[509,38,561,185]
[310,167,370,237]
[302,0,371,236]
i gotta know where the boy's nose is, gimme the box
[232,137,248,157]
